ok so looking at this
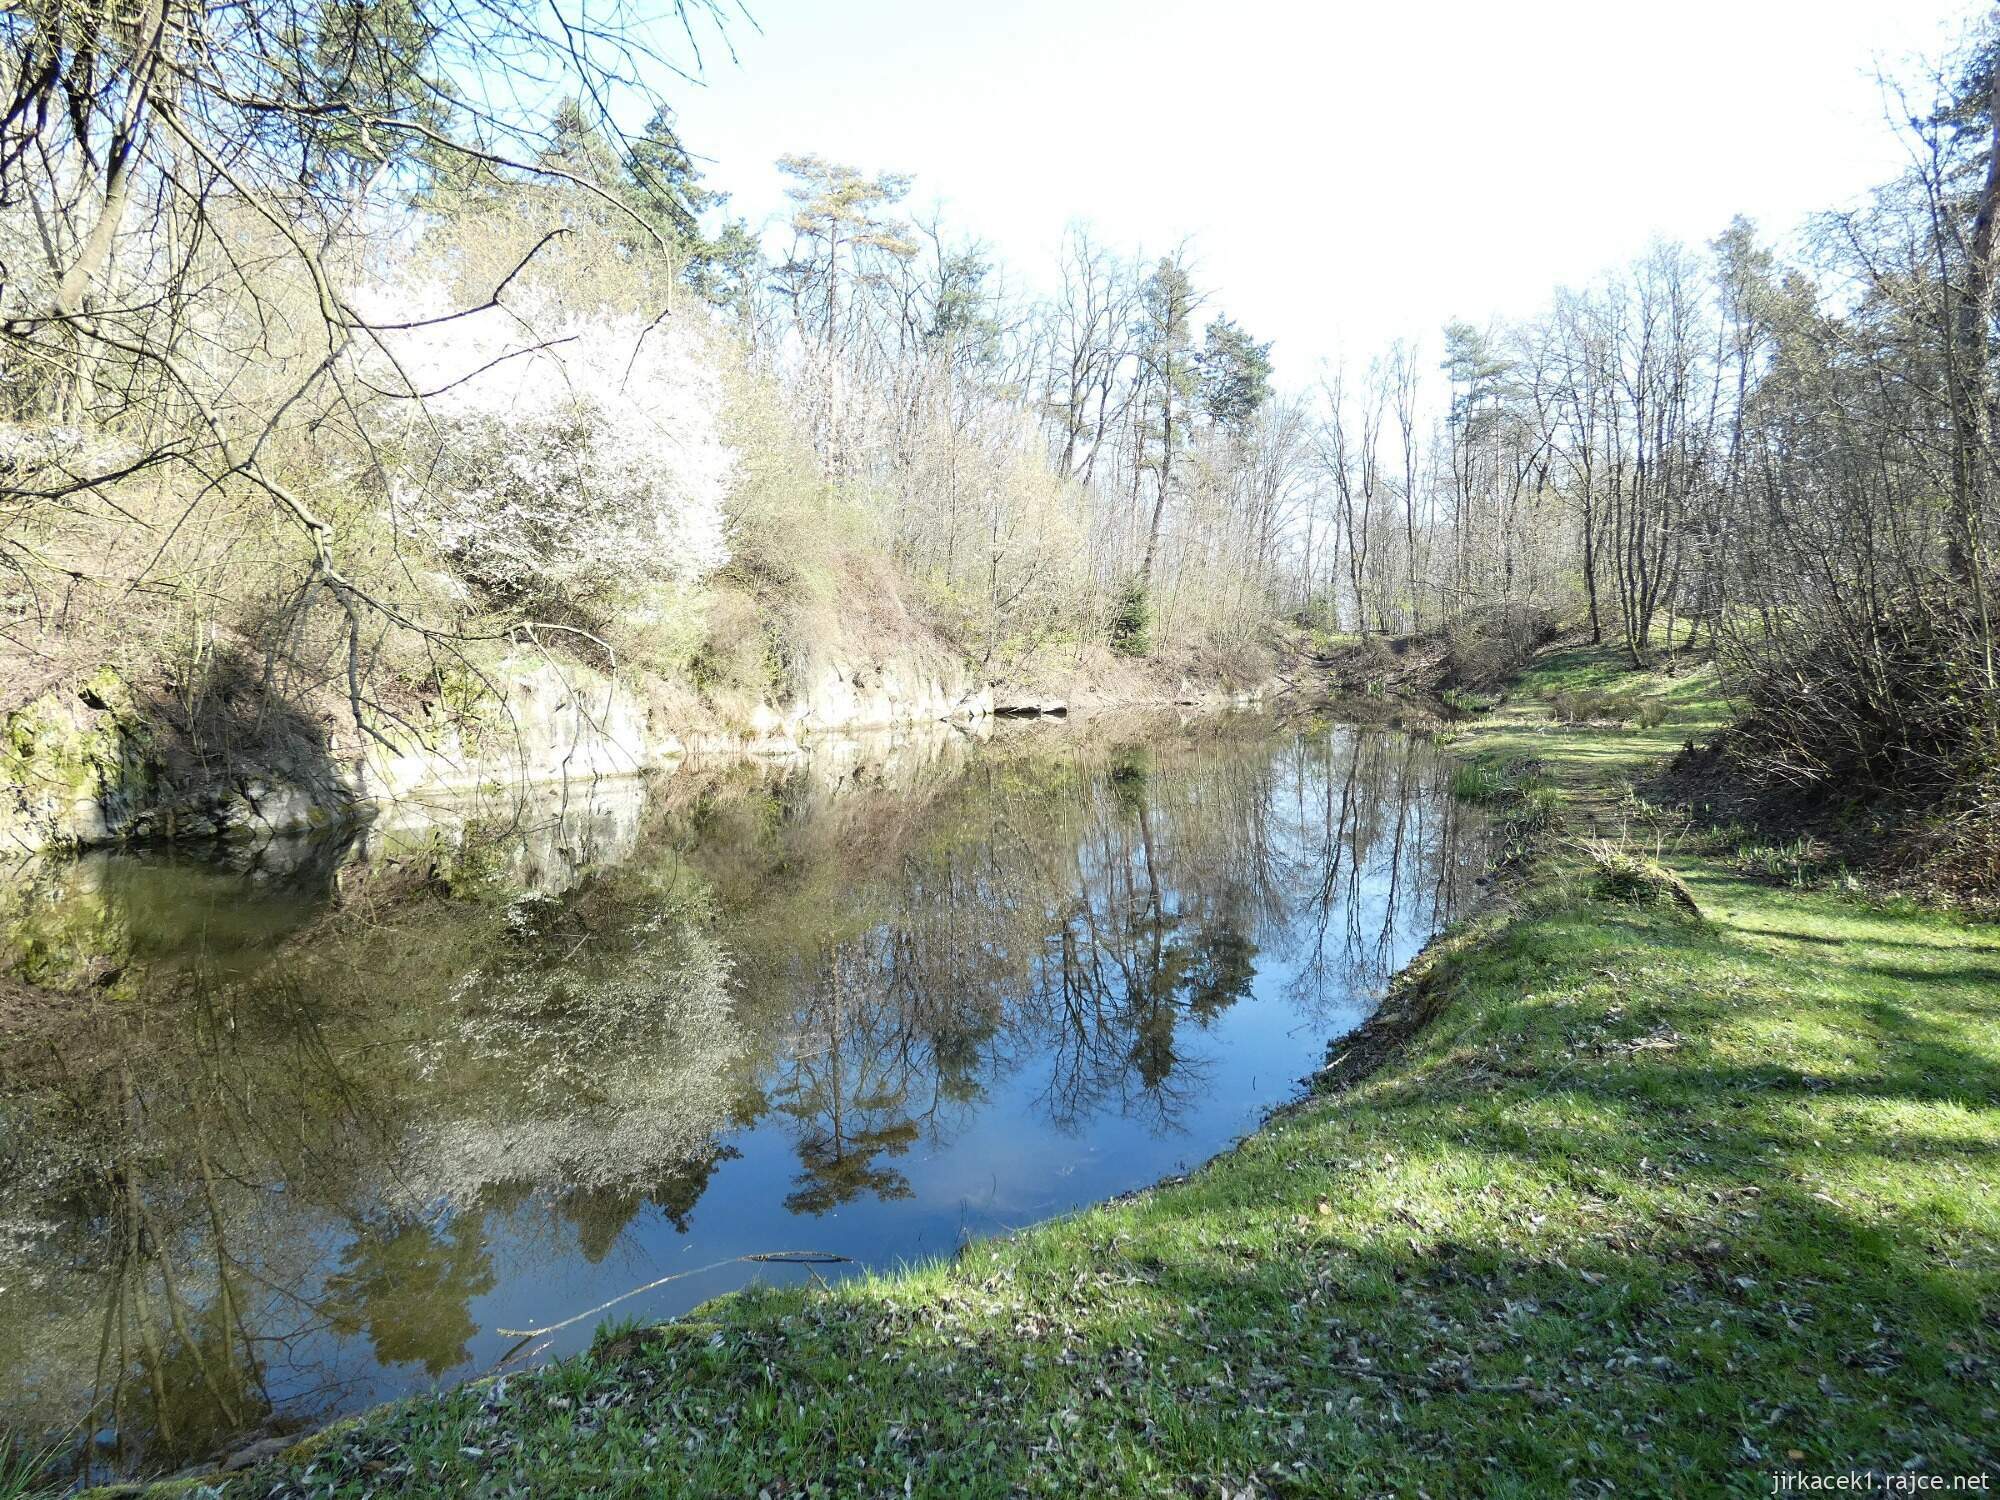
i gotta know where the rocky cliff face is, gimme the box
[0,652,1001,855]
[673,658,993,757]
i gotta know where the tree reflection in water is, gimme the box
[734,722,1482,1187]
[0,716,1482,1481]
[323,1218,497,1377]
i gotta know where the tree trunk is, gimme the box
[1950,62,2000,706]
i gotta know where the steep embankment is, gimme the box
[0,648,999,855]
[1,636,1278,856]
[84,644,1996,1498]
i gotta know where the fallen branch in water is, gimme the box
[495,1251,854,1342]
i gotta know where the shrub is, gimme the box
[1550,689,1605,723]
[1726,593,1994,810]
[1109,577,1153,658]
[688,585,781,699]
[368,286,737,623]
[1441,603,1560,690]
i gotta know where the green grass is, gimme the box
[0,1432,66,1500]
[1449,761,1513,803]
[111,648,2000,1498]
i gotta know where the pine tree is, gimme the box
[1196,317,1273,430]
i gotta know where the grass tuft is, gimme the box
[1580,835,1705,918]
[0,1434,65,1500]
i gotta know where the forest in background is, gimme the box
[0,0,1995,885]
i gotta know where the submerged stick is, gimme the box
[495,1251,853,1340]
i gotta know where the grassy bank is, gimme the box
[89,647,2000,1498]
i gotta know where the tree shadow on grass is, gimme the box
[1855,961,2000,990]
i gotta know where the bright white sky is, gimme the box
[666,0,1977,381]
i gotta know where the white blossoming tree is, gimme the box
[374,288,737,621]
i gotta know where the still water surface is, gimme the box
[0,714,1483,1479]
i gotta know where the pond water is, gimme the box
[0,713,1485,1482]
